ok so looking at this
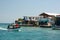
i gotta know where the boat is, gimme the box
[7,23,21,31]
[52,15,60,30]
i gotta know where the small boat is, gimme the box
[7,23,21,31]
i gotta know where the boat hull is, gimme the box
[8,28,20,31]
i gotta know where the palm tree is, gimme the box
[18,18,23,21]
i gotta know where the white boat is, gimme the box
[7,24,21,31]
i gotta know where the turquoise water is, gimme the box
[0,23,60,40]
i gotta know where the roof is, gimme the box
[39,12,60,17]
[44,12,60,16]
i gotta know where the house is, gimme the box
[23,16,41,26]
[39,12,55,27]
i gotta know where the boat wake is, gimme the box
[18,29,21,31]
[0,27,8,30]
[0,27,21,32]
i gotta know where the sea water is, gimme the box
[0,23,60,40]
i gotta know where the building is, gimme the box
[52,15,60,30]
[39,12,55,27]
[22,12,56,27]
[23,16,41,26]
[14,12,60,27]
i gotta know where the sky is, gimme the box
[0,0,60,23]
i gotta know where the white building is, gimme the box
[23,16,42,21]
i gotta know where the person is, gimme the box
[15,24,19,28]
